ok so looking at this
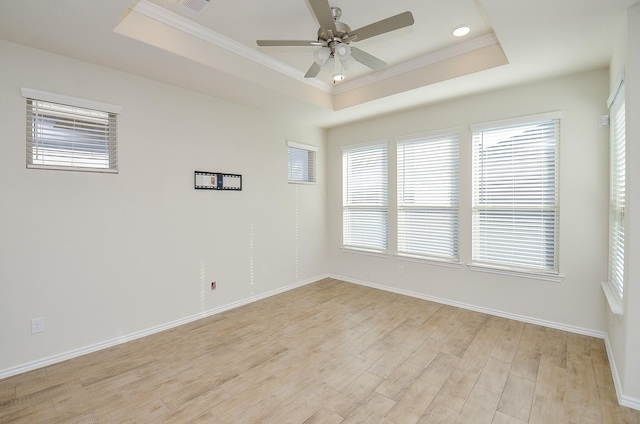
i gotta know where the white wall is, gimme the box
[624,4,640,404]
[605,3,640,409]
[0,40,328,375]
[327,69,611,334]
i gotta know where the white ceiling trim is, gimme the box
[130,0,503,98]
[131,0,332,93]
[332,33,502,94]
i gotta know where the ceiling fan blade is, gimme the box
[304,62,322,78]
[350,47,387,71]
[308,0,337,34]
[350,11,414,42]
[257,40,322,47]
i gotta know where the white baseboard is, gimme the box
[603,335,624,405]
[331,274,640,411]
[0,274,328,380]
[5,273,639,412]
[330,274,605,338]
[603,335,640,411]
[620,394,640,411]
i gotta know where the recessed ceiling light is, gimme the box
[452,25,471,37]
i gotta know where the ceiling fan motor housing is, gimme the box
[317,21,352,48]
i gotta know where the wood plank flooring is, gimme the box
[1,278,639,423]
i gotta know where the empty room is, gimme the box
[1,0,639,423]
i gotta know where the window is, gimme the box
[607,75,626,304]
[471,112,561,276]
[22,88,119,173]
[342,142,388,253]
[397,130,459,262]
[288,141,317,183]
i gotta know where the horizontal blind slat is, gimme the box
[398,133,459,261]
[608,82,626,300]
[472,117,559,273]
[26,98,117,171]
[343,143,388,252]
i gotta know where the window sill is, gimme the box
[341,247,391,259]
[467,263,564,283]
[288,181,316,185]
[396,254,462,269]
[601,282,624,316]
[27,164,118,174]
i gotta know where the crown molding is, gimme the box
[131,0,332,93]
[130,0,500,98]
[332,33,501,94]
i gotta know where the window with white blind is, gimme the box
[397,130,459,262]
[606,75,626,307]
[471,112,561,277]
[342,142,388,253]
[288,141,317,183]
[22,88,119,173]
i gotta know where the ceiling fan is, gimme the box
[256,0,414,80]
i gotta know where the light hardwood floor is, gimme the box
[1,278,639,423]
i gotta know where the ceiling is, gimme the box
[0,0,636,128]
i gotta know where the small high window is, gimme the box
[288,141,317,183]
[22,88,119,173]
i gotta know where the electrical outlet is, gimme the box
[31,317,44,334]
[398,265,404,275]
[211,281,216,290]
[260,269,268,279]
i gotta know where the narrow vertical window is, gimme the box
[342,142,388,253]
[608,76,626,303]
[471,112,561,275]
[397,130,459,261]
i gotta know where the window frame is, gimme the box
[396,129,460,263]
[287,140,317,184]
[469,111,563,282]
[21,88,120,173]
[342,140,389,254]
[602,72,626,315]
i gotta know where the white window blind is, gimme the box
[343,142,388,252]
[288,141,317,183]
[397,131,459,261]
[22,88,118,173]
[471,113,560,274]
[608,79,626,301]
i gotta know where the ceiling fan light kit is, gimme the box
[256,0,415,81]
[313,47,331,65]
[336,43,351,60]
